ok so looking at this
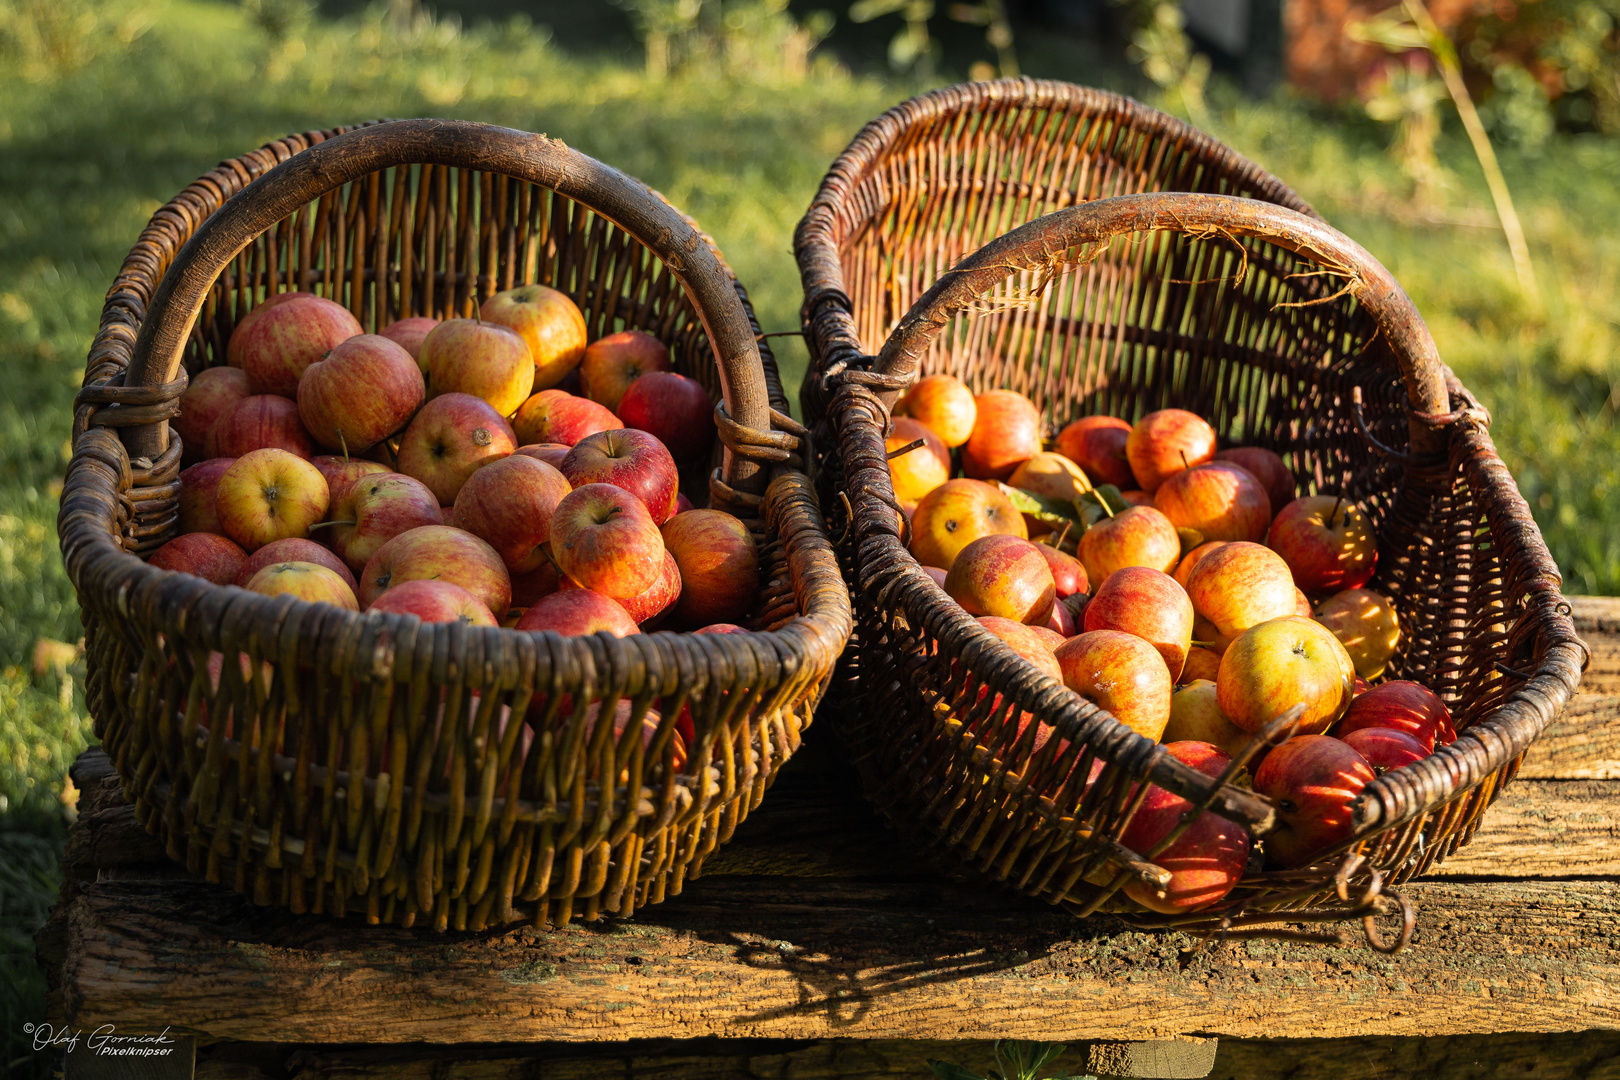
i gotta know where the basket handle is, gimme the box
[120,118,773,494]
[872,192,1452,457]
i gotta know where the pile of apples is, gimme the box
[886,374,1456,913]
[148,287,761,717]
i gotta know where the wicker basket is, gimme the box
[58,119,850,932]
[800,90,1586,945]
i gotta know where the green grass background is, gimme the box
[2,1,1616,1070]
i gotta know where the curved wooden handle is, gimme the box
[123,118,772,492]
[874,192,1451,456]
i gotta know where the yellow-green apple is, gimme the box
[579,330,672,413]
[1173,539,1227,588]
[216,448,330,551]
[325,472,444,572]
[176,366,251,464]
[560,428,679,525]
[1034,541,1088,597]
[232,294,363,397]
[1007,451,1092,532]
[1334,680,1454,749]
[511,389,622,446]
[297,334,426,453]
[359,524,511,615]
[1056,415,1134,489]
[510,559,562,609]
[1253,734,1375,867]
[1215,446,1295,514]
[1266,495,1378,593]
[513,443,572,469]
[565,549,681,625]
[1314,587,1400,678]
[421,319,535,416]
[1119,741,1249,913]
[1182,646,1221,683]
[395,392,517,504]
[1152,462,1271,543]
[943,534,1056,625]
[244,560,359,610]
[224,290,311,368]
[309,455,391,500]
[366,579,498,626]
[1184,541,1297,645]
[236,537,357,591]
[896,373,976,448]
[886,417,951,509]
[661,508,759,626]
[207,395,315,459]
[1216,616,1355,735]
[1162,680,1250,758]
[1125,409,1216,492]
[961,389,1041,481]
[1054,629,1173,740]
[1075,504,1180,586]
[514,589,640,637]
[148,532,246,585]
[1339,726,1429,773]
[550,483,665,601]
[1083,566,1194,681]
[909,478,1027,570]
[480,284,588,390]
[450,454,573,573]
[179,458,236,534]
[617,371,715,462]
[379,316,439,362]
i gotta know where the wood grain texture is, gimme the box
[1429,780,1620,878]
[1519,597,1620,779]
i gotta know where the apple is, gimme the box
[896,373,976,448]
[1162,680,1251,758]
[1118,490,1154,507]
[1314,587,1401,679]
[1173,540,1227,588]
[366,579,498,626]
[1007,451,1093,530]
[961,390,1041,481]
[1056,415,1134,489]
[1215,446,1295,515]
[309,455,391,502]
[1294,588,1313,617]
[1267,495,1378,593]
[395,392,518,504]
[513,443,572,470]
[450,454,573,573]
[1119,741,1249,913]
[1184,541,1297,645]
[973,615,1064,751]
[480,284,588,390]
[549,483,665,600]
[224,290,311,369]
[1034,542,1087,598]
[560,429,680,525]
[179,458,236,534]
[176,366,252,464]
[1216,615,1355,735]
[661,508,759,626]
[236,537,356,592]
[510,559,563,608]
[379,316,440,362]
[921,565,949,588]
[514,589,640,637]
[1083,566,1193,681]
[1181,646,1221,683]
[244,560,359,610]
[566,549,682,625]
[887,416,952,509]
[207,395,315,459]
[215,448,330,551]
[231,294,363,397]
[1335,680,1454,750]
[1075,504,1180,586]
[511,389,622,447]
[943,534,1056,625]
[579,330,672,413]
[1054,629,1173,740]
[1152,462,1271,543]
[297,334,426,454]
[359,525,512,616]
[325,472,444,572]
[148,532,246,585]
[420,318,535,417]
[909,478,1027,571]
[1340,726,1429,773]
[617,371,716,462]
[1254,734,1376,867]
[1027,624,1067,652]
[1125,409,1216,492]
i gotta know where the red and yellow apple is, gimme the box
[175,366,251,464]
[148,532,246,585]
[480,284,588,390]
[1083,566,1194,681]
[421,319,535,417]
[231,294,363,397]
[207,394,315,459]
[178,457,237,535]
[1034,541,1087,598]
[549,483,665,601]
[366,579,498,626]
[1253,734,1375,867]
[1056,415,1134,489]
[887,416,952,508]
[324,471,444,572]
[1119,741,1249,913]
[1162,680,1251,759]
[449,454,573,573]
[395,392,517,504]
[511,389,622,446]
[1075,504,1180,586]
[1266,495,1378,593]
[244,560,359,611]
[1335,680,1454,750]
[1215,615,1355,735]
[359,524,511,615]
[297,333,426,454]
[617,371,716,462]
[379,316,439,362]
[1054,629,1173,740]
[1125,409,1216,492]
[943,534,1056,625]
[1184,541,1297,646]
[309,455,391,502]
[909,478,1027,571]
[961,389,1041,481]
[661,508,759,627]
[1314,587,1401,679]
[1152,462,1270,543]
[1340,726,1429,773]
[514,589,640,637]
[1215,446,1295,514]
[896,373,977,448]
[215,448,330,551]
[560,428,680,525]
[579,330,672,413]
[236,537,357,591]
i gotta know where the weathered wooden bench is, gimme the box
[34,597,1620,1080]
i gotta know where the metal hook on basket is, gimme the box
[1362,889,1417,954]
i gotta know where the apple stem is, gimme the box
[1180,449,1190,471]
[1095,489,1115,519]
[338,430,349,462]
[1189,639,1216,649]
[1330,494,1344,526]
[885,438,926,461]
[306,519,357,531]
[1052,520,1072,550]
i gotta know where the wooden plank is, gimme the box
[1494,596,1618,779]
[1428,779,1620,878]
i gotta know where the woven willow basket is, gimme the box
[798,85,1586,945]
[59,120,850,932]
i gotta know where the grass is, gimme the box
[0,1,1615,1072]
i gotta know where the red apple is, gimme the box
[549,483,665,601]
[896,373,977,448]
[1044,596,1077,637]
[973,615,1064,751]
[1126,409,1216,492]
[244,560,359,610]
[661,508,759,627]
[909,479,1028,571]
[379,316,439,362]
[1216,616,1356,735]
[1118,490,1155,507]
[224,290,312,369]
[1184,541,1297,645]
[514,589,640,637]
[309,455,391,502]
[1215,446,1295,515]
[421,318,535,417]
[513,443,572,470]
[1163,680,1251,758]
[565,549,682,625]
[395,392,517,505]
[359,525,512,616]
[943,534,1056,625]
[560,429,680,525]
[921,565,949,588]
[1173,540,1227,589]
[886,417,952,509]
[1119,741,1249,913]
[207,395,315,459]
[148,532,246,585]
[1034,542,1088,598]
[1152,462,1271,543]
[1335,680,1454,750]
[325,472,444,572]
[1056,415,1134,489]
[1314,587,1401,679]
[1083,566,1194,681]
[480,284,588,390]
[236,537,357,591]
[1054,629,1173,740]
[176,366,251,464]
[961,390,1041,481]
[450,454,573,573]
[366,579,498,626]
[579,330,672,414]
[1075,504,1180,586]
[179,458,236,534]
[1254,734,1375,867]
[1027,624,1067,652]
[296,334,425,454]
[1266,495,1378,593]
[510,559,563,609]
[215,448,330,551]
[511,389,623,446]
[617,371,716,463]
[232,294,363,397]
[1340,726,1429,773]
